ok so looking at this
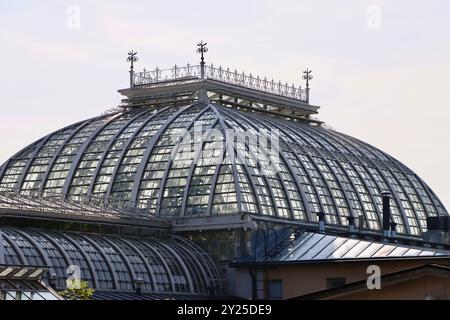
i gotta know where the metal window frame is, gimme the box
[220,108,297,219]
[130,102,204,207]
[156,105,212,216]
[61,112,126,197]
[232,110,313,221]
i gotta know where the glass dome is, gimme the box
[0,101,447,237]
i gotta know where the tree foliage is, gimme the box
[59,280,95,300]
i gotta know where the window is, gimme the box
[267,280,283,300]
[326,277,346,289]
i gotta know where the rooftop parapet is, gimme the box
[131,63,308,102]
[119,43,320,122]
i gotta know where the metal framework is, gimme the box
[0,189,151,220]
[0,101,447,238]
[0,227,222,295]
[132,63,308,102]
[0,265,62,300]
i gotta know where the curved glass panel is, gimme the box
[0,102,447,237]
[0,228,221,295]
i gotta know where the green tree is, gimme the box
[59,280,95,300]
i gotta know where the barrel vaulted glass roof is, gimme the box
[0,227,221,295]
[0,102,447,237]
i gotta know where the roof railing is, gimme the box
[132,63,308,102]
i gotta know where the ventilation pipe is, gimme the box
[135,277,143,295]
[49,273,57,289]
[381,192,391,238]
[347,216,355,234]
[317,212,325,233]
[390,222,397,239]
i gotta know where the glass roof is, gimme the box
[0,102,447,237]
[0,189,153,221]
[0,227,222,295]
[0,279,62,300]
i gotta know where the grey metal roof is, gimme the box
[275,232,450,262]
[0,101,447,237]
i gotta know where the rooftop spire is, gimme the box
[127,50,138,87]
[196,41,208,79]
[196,41,209,103]
[303,68,313,103]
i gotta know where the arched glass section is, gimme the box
[0,228,222,295]
[0,102,447,237]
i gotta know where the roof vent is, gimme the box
[347,216,356,234]
[381,192,391,238]
[317,212,325,233]
[390,222,397,240]
[135,277,144,295]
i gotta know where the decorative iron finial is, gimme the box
[303,68,313,87]
[127,50,138,87]
[127,50,138,70]
[196,41,208,64]
[196,41,209,101]
[197,41,208,79]
[303,68,313,103]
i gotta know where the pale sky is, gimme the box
[0,0,449,209]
